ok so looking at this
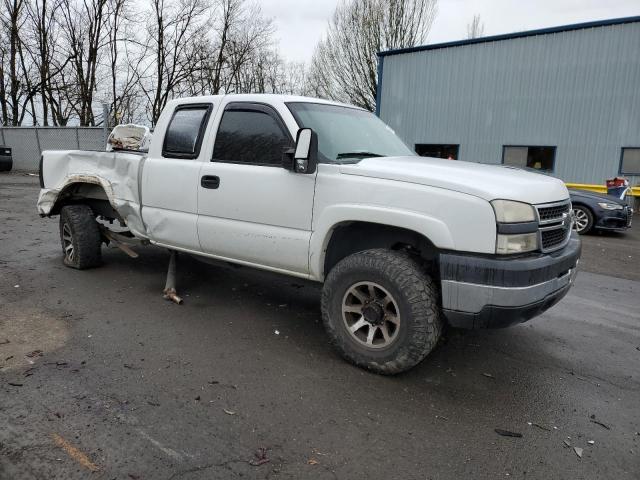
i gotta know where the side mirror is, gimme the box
[292,128,318,174]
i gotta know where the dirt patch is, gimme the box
[0,305,69,371]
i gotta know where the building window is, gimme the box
[502,146,555,171]
[620,148,640,175]
[415,144,459,160]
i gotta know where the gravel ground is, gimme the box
[1,173,639,480]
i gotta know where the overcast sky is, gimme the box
[260,0,640,63]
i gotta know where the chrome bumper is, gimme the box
[442,265,577,314]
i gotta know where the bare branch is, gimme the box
[307,0,438,111]
[466,14,484,39]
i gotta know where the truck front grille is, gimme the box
[541,228,567,250]
[535,200,572,253]
[537,203,570,222]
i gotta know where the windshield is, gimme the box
[286,102,415,163]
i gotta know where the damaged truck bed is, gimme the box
[38,150,148,239]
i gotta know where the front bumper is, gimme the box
[440,232,581,329]
[595,206,633,231]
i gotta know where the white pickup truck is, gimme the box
[37,94,581,374]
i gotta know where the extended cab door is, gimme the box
[141,103,214,251]
[197,102,316,275]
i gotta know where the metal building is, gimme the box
[376,16,640,187]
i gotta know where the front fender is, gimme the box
[309,204,455,280]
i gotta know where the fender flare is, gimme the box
[37,174,118,216]
[309,204,455,280]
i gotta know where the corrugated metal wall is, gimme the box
[379,21,640,185]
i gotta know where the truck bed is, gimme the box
[37,150,148,238]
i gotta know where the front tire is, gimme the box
[59,205,102,269]
[573,205,594,234]
[321,249,442,375]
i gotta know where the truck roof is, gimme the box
[165,93,362,110]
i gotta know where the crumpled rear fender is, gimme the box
[37,149,148,238]
[37,174,147,239]
[37,174,117,216]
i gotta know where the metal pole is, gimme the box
[34,128,42,156]
[163,250,183,304]
[102,103,109,148]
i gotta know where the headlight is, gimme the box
[496,233,538,254]
[597,202,623,210]
[491,200,536,223]
[492,200,538,254]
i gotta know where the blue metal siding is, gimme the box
[379,21,640,185]
[379,16,640,57]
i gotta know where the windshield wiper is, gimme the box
[336,151,385,160]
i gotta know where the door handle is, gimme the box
[201,175,220,189]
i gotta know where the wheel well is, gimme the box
[323,222,438,277]
[51,182,120,220]
[572,202,594,217]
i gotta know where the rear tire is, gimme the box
[573,205,593,234]
[321,249,442,375]
[59,205,102,269]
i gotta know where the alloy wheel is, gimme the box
[573,208,589,233]
[341,281,400,349]
[62,223,75,263]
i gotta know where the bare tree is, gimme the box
[105,0,140,125]
[15,18,39,124]
[210,0,242,95]
[232,47,304,95]
[1,0,27,125]
[1,0,296,126]
[136,0,208,125]
[0,23,7,125]
[46,62,78,126]
[308,0,438,111]
[466,14,484,39]
[2,0,81,126]
[25,0,55,125]
[183,0,276,97]
[221,5,275,93]
[23,0,78,125]
[59,0,110,125]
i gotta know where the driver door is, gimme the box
[197,102,316,275]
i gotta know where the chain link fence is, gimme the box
[0,127,108,171]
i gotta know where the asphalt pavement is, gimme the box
[1,173,639,480]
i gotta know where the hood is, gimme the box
[569,189,625,204]
[338,156,569,204]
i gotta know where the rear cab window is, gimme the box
[162,104,213,159]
